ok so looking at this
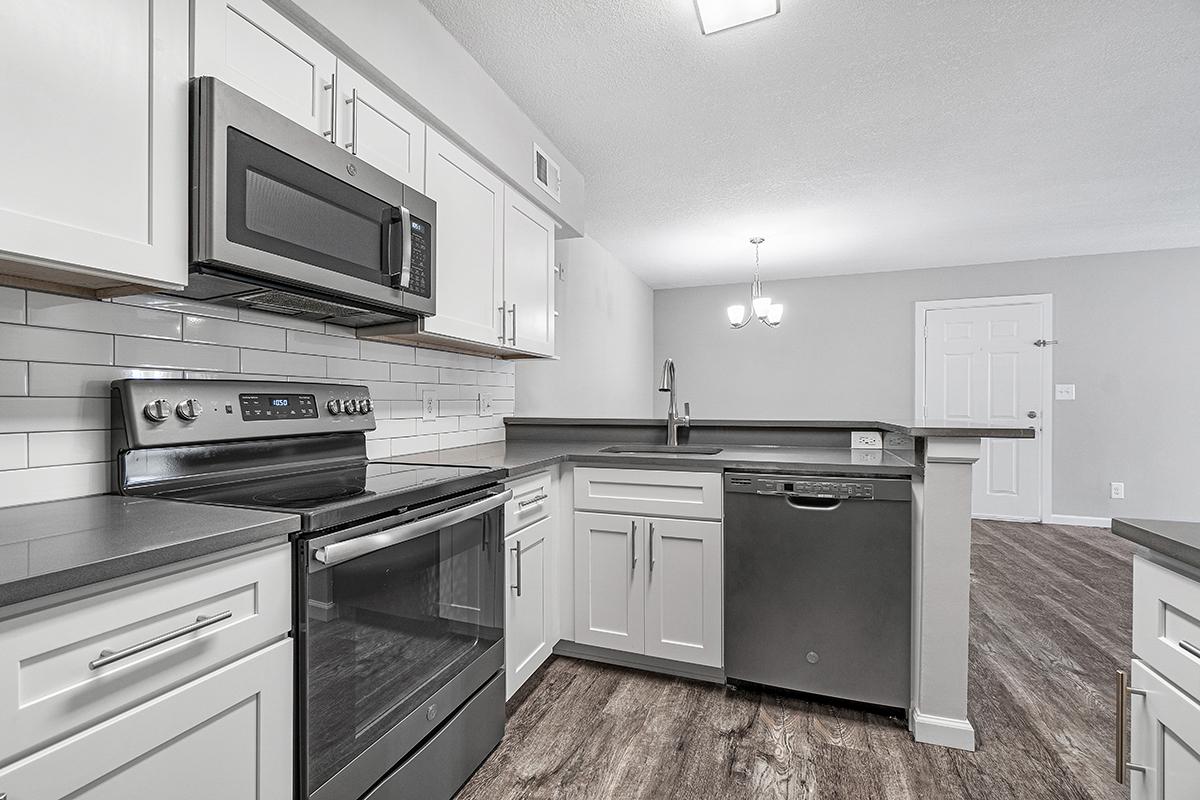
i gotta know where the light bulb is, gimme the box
[767,304,783,324]
[752,296,772,318]
[726,304,745,326]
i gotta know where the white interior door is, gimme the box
[922,300,1045,520]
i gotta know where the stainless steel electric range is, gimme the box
[111,378,510,800]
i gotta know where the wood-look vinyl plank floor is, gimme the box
[457,521,1134,800]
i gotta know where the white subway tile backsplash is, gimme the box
[0,397,109,433]
[0,462,109,507]
[0,295,516,501]
[0,323,113,365]
[28,292,181,340]
[0,433,27,470]
[327,357,389,381]
[287,329,360,358]
[0,288,25,324]
[30,364,181,397]
[0,361,28,396]
[183,315,286,350]
[323,324,356,338]
[240,348,327,378]
[29,430,110,467]
[115,336,239,372]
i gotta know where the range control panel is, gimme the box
[114,379,376,448]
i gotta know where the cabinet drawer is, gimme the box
[0,544,291,763]
[573,468,722,520]
[1134,555,1200,701]
[506,470,554,534]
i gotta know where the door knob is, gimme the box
[1027,411,1038,419]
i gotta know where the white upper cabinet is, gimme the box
[503,186,557,357]
[423,128,506,346]
[193,0,336,137]
[335,62,426,190]
[0,0,188,291]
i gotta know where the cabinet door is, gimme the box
[0,640,292,799]
[503,186,557,357]
[644,518,723,667]
[193,0,336,136]
[423,128,505,345]
[1130,659,1200,799]
[336,62,426,190]
[505,516,554,700]
[573,512,644,654]
[0,0,188,289]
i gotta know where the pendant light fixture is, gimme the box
[727,237,783,329]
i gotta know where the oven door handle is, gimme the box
[314,489,512,567]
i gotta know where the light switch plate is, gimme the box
[479,392,494,417]
[421,390,437,421]
[1055,384,1076,401]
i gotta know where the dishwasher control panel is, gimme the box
[758,478,874,500]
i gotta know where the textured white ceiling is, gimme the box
[419,0,1200,288]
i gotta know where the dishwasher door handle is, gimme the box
[783,495,843,511]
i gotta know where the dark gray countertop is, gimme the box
[409,440,921,480]
[0,495,299,608]
[1113,518,1200,572]
[505,417,1036,439]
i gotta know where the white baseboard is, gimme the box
[972,513,1040,523]
[1047,514,1112,528]
[910,708,976,751]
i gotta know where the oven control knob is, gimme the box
[143,399,171,423]
[359,398,373,414]
[344,398,359,414]
[175,398,203,422]
[327,399,342,415]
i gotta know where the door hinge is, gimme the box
[923,326,928,339]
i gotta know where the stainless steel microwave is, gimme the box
[173,76,435,327]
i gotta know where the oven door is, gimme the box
[298,487,509,800]
[193,76,435,318]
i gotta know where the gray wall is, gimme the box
[654,247,1200,521]
[517,236,654,417]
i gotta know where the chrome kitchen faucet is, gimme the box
[658,358,690,446]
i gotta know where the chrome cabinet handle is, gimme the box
[510,542,522,596]
[1114,669,1148,784]
[89,611,233,670]
[518,493,548,509]
[323,71,337,141]
[509,304,517,345]
[649,521,656,572]
[497,303,507,342]
[316,489,512,566]
[631,520,637,571]
[343,88,359,154]
[1181,639,1200,659]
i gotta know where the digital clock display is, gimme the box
[271,398,289,407]
[239,393,316,420]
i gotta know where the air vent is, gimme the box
[533,142,561,202]
[246,290,373,320]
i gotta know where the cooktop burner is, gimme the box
[251,484,367,508]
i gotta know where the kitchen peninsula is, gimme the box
[418,416,1034,751]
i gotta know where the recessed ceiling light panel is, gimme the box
[694,0,780,35]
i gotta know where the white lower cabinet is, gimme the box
[505,516,554,700]
[0,639,292,800]
[573,511,722,667]
[1130,659,1200,799]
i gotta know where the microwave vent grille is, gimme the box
[246,290,374,319]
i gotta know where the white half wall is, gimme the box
[517,237,653,418]
[653,246,1200,521]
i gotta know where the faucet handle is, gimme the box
[683,402,691,420]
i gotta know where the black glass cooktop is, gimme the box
[152,461,499,532]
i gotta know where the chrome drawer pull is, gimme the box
[1114,669,1148,784]
[518,493,548,509]
[1180,639,1200,660]
[511,542,523,597]
[88,610,233,671]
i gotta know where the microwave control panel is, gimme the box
[405,215,432,298]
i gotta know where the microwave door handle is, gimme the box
[399,205,412,289]
[313,489,512,568]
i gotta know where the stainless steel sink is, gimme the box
[599,444,724,455]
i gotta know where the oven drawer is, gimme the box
[0,544,291,764]
[1134,554,1200,700]
[505,470,553,535]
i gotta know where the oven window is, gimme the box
[303,513,501,794]
[226,127,394,284]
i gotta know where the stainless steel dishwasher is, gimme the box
[724,473,912,711]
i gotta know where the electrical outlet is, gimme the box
[421,390,437,421]
[1110,482,1125,500]
[851,431,883,449]
[479,392,494,417]
[1055,384,1076,401]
